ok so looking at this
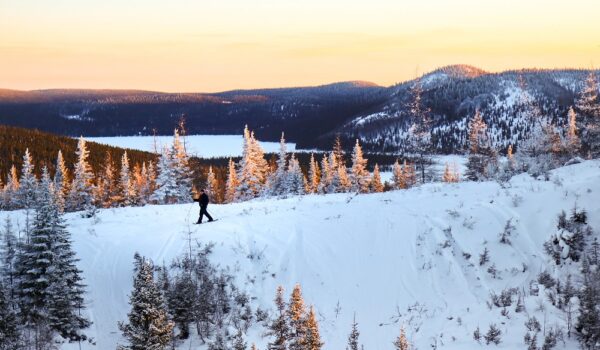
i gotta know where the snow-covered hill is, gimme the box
[5,160,600,349]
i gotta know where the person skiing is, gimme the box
[194,188,214,224]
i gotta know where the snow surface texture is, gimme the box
[5,160,600,349]
[85,135,296,158]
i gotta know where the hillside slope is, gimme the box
[5,161,600,349]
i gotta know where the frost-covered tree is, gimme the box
[304,306,323,350]
[151,147,179,204]
[484,324,502,345]
[94,151,117,208]
[67,137,95,213]
[285,154,305,196]
[205,166,219,202]
[17,148,37,209]
[0,281,21,350]
[370,164,384,193]
[307,154,320,194]
[237,126,268,200]
[350,140,370,193]
[225,158,239,203]
[2,165,19,210]
[119,253,174,350]
[576,71,600,156]
[53,150,69,212]
[337,161,351,193]
[0,217,18,302]
[393,326,410,350]
[347,314,361,350]
[566,107,581,156]
[266,286,289,350]
[266,133,289,197]
[232,329,247,350]
[466,110,495,181]
[318,154,334,194]
[120,151,136,206]
[403,161,417,188]
[170,129,193,203]
[392,160,405,190]
[288,284,307,350]
[407,76,432,183]
[575,256,600,349]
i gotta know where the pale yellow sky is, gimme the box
[1,0,599,92]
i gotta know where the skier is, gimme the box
[194,188,214,224]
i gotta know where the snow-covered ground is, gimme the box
[85,135,296,158]
[5,160,600,349]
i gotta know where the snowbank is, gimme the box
[5,160,600,349]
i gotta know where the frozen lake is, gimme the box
[85,135,296,158]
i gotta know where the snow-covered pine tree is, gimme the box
[17,148,38,209]
[318,154,332,194]
[370,164,384,193]
[304,306,323,350]
[392,160,406,190]
[288,284,307,350]
[53,150,69,212]
[0,281,21,349]
[145,161,156,198]
[1,165,19,210]
[120,151,136,207]
[407,75,432,184]
[576,71,600,157]
[0,217,17,303]
[566,106,582,157]
[225,158,239,203]
[393,326,410,350]
[307,153,320,194]
[205,166,219,202]
[347,314,360,350]
[151,147,179,204]
[232,329,247,350]
[403,161,417,188]
[119,253,174,350]
[267,286,289,350]
[350,140,370,193]
[236,126,268,200]
[442,163,453,183]
[266,133,289,197]
[337,161,351,193]
[40,167,91,341]
[170,129,193,203]
[95,151,117,208]
[575,256,600,349]
[67,137,95,214]
[285,154,305,196]
[133,162,151,205]
[333,135,345,166]
[466,110,492,181]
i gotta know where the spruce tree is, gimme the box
[393,326,410,350]
[120,151,136,206]
[347,314,360,350]
[566,107,581,156]
[17,148,38,209]
[225,158,239,203]
[288,284,307,350]
[576,71,600,156]
[151,147,179,204]
[0,216,18,303]
[307,153,320,194]
[350,140,370,193]
[0,282,21,350]
[267,286,289,350]
[370,164,384,193]
[304,306,323,350]
[237,126,268,200]
[466,110,492,181]
[285,154,305,196]
[407,76,432,184]
[4,165,20,209]
[267,133,289,196]
[170,129,193,203]
[337,161,351,193]
[119,254,174,350]
[67,137,95,213]
[392,160,406,190]
[206,166,219,202]
[233,329,247,350]
[575,257,600,349]
[53,150,69,212]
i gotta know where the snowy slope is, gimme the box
[5,161,600,349]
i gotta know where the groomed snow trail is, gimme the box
[7,161,599,349]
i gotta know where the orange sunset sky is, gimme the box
[1,0,599,92]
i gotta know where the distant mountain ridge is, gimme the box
[0,66,598,153]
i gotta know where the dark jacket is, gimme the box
[195,193,210,207]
